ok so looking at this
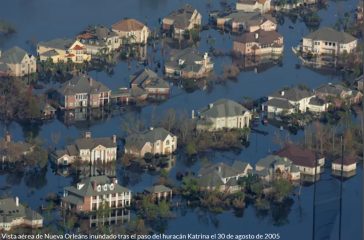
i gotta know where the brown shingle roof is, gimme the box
[333,155,357,165]
[274,144,320,168]
[235,29,282,45]
[112,18,146,32]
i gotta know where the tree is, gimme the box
[185,141,197,156]
[272,179,293,202]
[181,176,199,198]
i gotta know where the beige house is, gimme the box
[112,18,150,44]
[301,27,357,56]
[0,197,43,231]
[233,29,284,56]
[332,156,357,173]
[195,99,252,131]
[37,38,91,63]
[0,46,36,77]
[124,127,177,158]
[162,4,202,38]
[236,0,271,13]
[216,12,277,32]
[52,132,117,165]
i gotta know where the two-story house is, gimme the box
[58,74,111,110]
[164,47,214,79]
[233,29,284,56]
[236,0,272,13]
[0,46,36,77]
[112,18,150,45]
[124,127,177,158]
[62,175,131,213]
[162,4,202,38]
[77,25,121,55]
[37,38,92,63]
[194,99,252,131]
[197,161,253,193]
[301,27,357,56]
[255,155,301,181]
[315,83,363,106]
[52,132,117,165]
[266,86,314,114]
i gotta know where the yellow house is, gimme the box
[37,38,91,63]
[0,46,36,77]
[111,18,150,45]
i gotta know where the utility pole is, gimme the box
[339,136,344,240]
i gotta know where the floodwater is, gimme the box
[0,0,362,239]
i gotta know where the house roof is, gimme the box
[198,99,249,119]
[309,97,326,106]
[38,38,74,50]
[165,47,209,73]
[315,83,350,96]
[131,68,169,89]
[270,86,313,102]
[0,46,29,64]
[145,184,172,194]
[332,155,357,165]
[64,175,130,197]
[221,11,276,25]
[59,74,110,96]
[112,18,147,32]
[304,27,357,44]
[274,144,320,168]
[125,127,174,151]
[234,29,282,45]
[164,4,199,29]
[0,197,43,224]
[256,155,292,169]
[74,136,116,150]
[267,98,294,109]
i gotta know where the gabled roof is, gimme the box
[234,29,282,45]
[125,127,174,150]
[270,86,313,102]
[315,83,350,96]
[145,184,172,194]
[74,136,116,150]
[0,197,43,223]
[164,4,200,29]
[256,155,292,169]
[112,18,147,32]
[131,68,169,89]
[0,46,29,64]
[199,99,249,119]
[59,74,110,96]
[38,38,74,50]
[165,47,208,73]
[274,144,320,168]
[332,155,357,165]
[64,175,130,198]
[304,27,357,44]
[267,98,294,109]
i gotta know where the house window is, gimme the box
[166,140,170,145]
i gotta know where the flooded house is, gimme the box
[37,38,92,63]
[58,74,111,110]
[233,29,284,56]
[274,144,325,178]
[111,18,150,45]
[301,27,357,56]
[307,97,329,113]
[124,127,177,158]
[255,155,301,182]
[0,132,33,164]
[162,4,202,38]
[40,101,57,119]
[194,99,252,131]
[62,175,131,213]
[164,47,214,79]
[357,1,363,23]
[356,75,364,91]
[130,68,170,99]
[76,25,121,55]
[0,46,36,77]
[51,131,117,165]
[265,86,314,114]
[314,83,363,106]
[0,197,43,231]
[331,155,357,178]
[216,11,277,33]
[144,184,173,201]
[197,161,253,193]
[236,0,271,14]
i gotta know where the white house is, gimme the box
[236,0,271,13]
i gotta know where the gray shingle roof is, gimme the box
[0,197,43,223]
[74,136,116,150]
[145,185,172,194]
[131,68,169,89]
[59,74,110,96]
[165,47,207,73]
[0,46,29,64]
[309,97,326,106]
[199,99,249,119]
[38,38,74,50]
[256,155,292,169]
[165,4,199,29]
[304,27,357,44]
[221,12,276,25]
[64,175,130,198]
[235,29,282,45]
[315,83,349,96]
[270,87,313,101]
[267,98,294,109]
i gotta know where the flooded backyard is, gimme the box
[0,0,362,239]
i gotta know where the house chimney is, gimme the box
[255,32,259,39]
[92,181,97,190]
[281,91,285,96]
[88,77,93,87]
[4,132,11,143]
[84,131,92,139]
[112,134,117,144]
[217,165,222,173]
[209,103,213,109]
[192,110,195,119]
[112,178,118,184]
[150,127,154,131]
[15,197,19,207]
